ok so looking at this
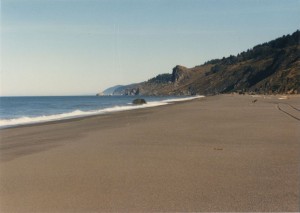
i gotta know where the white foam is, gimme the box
[278,96,288,100]
[0,96,204,128]
[162,95,204,103]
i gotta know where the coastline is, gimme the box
[0,96,204,129]
[0,94,299,212]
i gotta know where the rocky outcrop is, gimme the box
[132,98,146,105]
[171,65,190,83]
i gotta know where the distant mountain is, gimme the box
[113,83,140,95]
[97,85,123,96]
[107,30,300,96]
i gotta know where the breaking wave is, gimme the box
[0,96,203,128]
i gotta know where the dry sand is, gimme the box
[0,95,299,212]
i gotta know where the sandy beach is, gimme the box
[0,95,299,212]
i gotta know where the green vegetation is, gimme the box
[147,74,173,84]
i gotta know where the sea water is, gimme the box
[0,95,203,128]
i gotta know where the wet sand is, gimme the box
[0,95,299,212]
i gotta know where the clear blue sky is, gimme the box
[1,0,299,96]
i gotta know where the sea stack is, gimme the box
[132,98,146,105]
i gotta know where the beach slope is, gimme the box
[0,95,299,212]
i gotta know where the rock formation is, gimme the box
[132,98,147,105]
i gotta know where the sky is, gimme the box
[1,0,299,96]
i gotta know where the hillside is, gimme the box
[111,30,299,96]
[97,85,123,96]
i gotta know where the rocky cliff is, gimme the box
[112,30,299,96]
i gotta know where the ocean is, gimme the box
[0,95,203,128]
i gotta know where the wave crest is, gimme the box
[0,96,204,128]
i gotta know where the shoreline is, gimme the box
[0,94,299,212]
[0,98,192,130]
[0,95,204,129]
[1,94,298,130]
